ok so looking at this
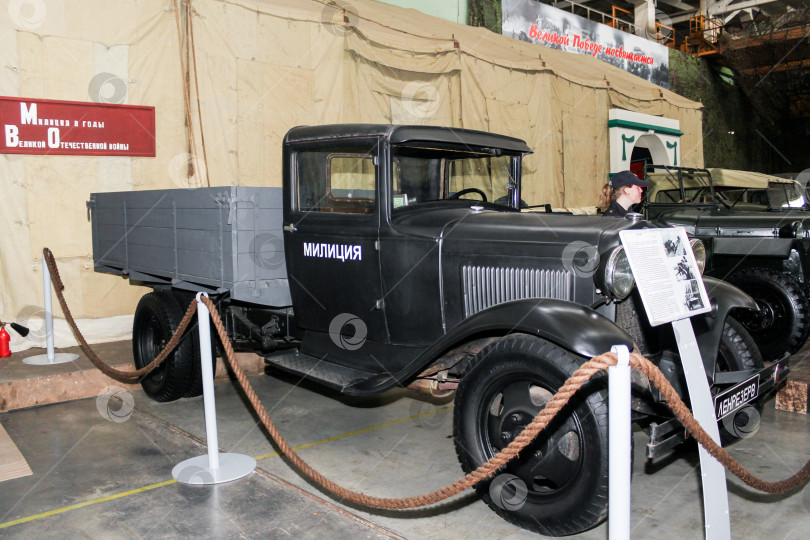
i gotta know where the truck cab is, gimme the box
[279,125,642,395]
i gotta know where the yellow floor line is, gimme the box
[0,404,452,530]
[254,404,453,460]
[0,479,177,529]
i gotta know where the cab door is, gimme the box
[283,139,389,344]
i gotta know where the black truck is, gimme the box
[88,125,788,537]
[643,164,810,360]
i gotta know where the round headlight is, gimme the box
[604,246,635,300]
[689,238,706,275]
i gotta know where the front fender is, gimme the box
[441,299,633,359]
[702,275,757,314]
[692,276,757,376]
[349,299,634,396]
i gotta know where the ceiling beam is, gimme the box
[709,0,783,15]
[670,0,782,23]
[657,0,697,12]
[670,10,699,23]
[706,0,738,14]
[551,0,595,11]
[723,8,758,23]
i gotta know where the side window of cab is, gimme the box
[295,145,376,214]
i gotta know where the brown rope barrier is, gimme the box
[41,248,809,509]
[199,295,810,507]
[634,351,810,494]
[42,248,197,384]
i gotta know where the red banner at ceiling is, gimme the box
[0,97,155,157]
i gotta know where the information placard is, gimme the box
[0,96,155,157]
[619,227,710,326]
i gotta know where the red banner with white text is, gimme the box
[0,97,155,156]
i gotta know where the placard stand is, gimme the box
[24,259,79,365]
[671,319,731,540]
[172,293,255,485]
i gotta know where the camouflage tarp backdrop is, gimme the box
[0,0,702,347]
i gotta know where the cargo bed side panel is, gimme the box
[89,187,291,307]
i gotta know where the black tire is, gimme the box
[729,267,810,359]
[132,292,195,402]
[171,291,218,398]
[716,317,765,445]
[615,296,650,355]
[453,334,609,536]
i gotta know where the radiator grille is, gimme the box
[462,265,573,317]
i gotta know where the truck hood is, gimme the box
[654,207,810,236]
[391,204,638,249]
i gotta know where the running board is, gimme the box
[264,350,377,393]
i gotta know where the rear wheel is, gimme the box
[453,334,609,537]
[132,292,194,402]
[171,291,218,398]
[729,267,809,359]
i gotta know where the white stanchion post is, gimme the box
[198,292,221,471]
[172,292,255,485]
[609,344,632,540]
[44,259,54,360]
[24,257,79,365]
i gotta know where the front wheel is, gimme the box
[729,267,810,359]
[453,334,609,537]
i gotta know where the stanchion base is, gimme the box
[172,453,256,485]
[23,352,79,365]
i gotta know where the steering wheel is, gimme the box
[449,187,488,202]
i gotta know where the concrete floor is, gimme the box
[0,341,808,539]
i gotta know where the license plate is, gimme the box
[714,375,760,421]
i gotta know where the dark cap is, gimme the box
[610,170,648,189]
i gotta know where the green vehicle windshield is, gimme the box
[646,165,807,211]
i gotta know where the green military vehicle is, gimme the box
[644,164,810,360]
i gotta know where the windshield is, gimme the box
[765,181,806,208]
[391,145,519,210]
[646,166,808,211]
[646,168,714,204]
[702,182,805,210]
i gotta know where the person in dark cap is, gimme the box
[599,170,649,217]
